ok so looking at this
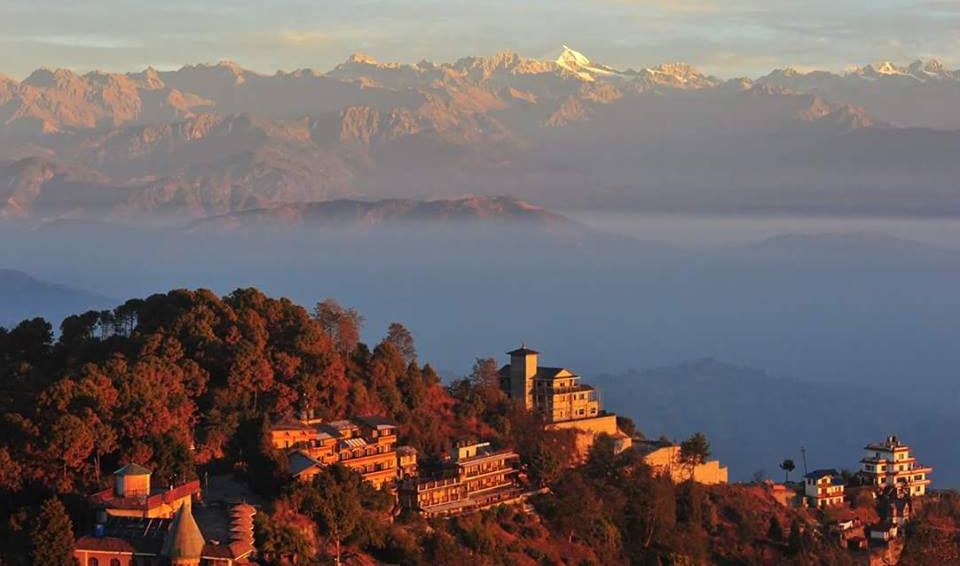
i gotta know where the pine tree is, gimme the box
[385,322,417,364]
[30,498,76,566]
[301,466,362,566]
[767,516,784,542]
[787,519,804,555]
[679,432,711,481]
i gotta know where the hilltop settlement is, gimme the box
[72,344,931,565]
[0,290,953,565]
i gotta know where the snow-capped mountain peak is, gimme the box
[555,45,622,81]
[847,59,957,82]
[871,61,904,76]
[348,52,378,65]
[907,58,951,78]
[647,63,703,83]
[557,45,593,69]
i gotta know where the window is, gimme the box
[111,559,121,566]
[89,559,99,566]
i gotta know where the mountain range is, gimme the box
[0,269,112,328]
[185,195,572,232]
[3,47,960,221]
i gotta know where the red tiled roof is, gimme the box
[202,543,237,559]
[91,480,200,511]
[75,536,138,553]
[230,541,254,558]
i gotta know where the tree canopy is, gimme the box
[29,498,75,566]
[0,288,923,566]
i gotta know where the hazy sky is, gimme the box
[1,0,958,79]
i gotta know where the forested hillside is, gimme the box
[0,289,951,565]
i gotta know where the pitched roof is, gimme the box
[507,346,539,355]
[114,463,152,476]
[805,469,842,481]
[75,536,138,553]
[288,451,321,477]
[321,420,359,437]
[161,504,205,560]
[354,415,397,429]
[202,543,237,559]
[270,417,314,431]
[536,367,578,380]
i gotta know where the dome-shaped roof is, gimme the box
[162,504,205,560]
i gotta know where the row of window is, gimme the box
[340,444,395,460]
[349,460,394,474]
[89,557,210,566]
[870,451,911,461]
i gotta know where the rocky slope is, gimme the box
[758,59,960,128]
[3,48,960,220]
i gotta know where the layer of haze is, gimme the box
[3,213,960,483]
[1,0,959,78]
[570,212,960,248]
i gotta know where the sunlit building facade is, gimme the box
[860,436,932,497]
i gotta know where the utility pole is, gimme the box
[801,446,808,476]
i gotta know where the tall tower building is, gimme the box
[508,345,538,410]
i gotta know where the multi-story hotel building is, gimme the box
[499,345,627,456]
[279,415,413,488]
[860,435,932,497]
[398,441,521,517]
